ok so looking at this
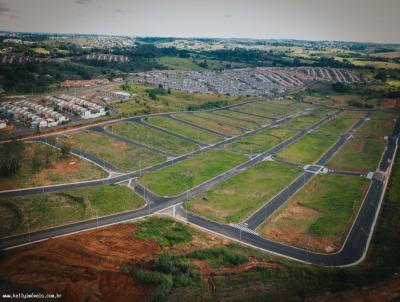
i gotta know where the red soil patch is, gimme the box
[0,224,161,302]
[379,98,400,109]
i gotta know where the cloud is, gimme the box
[224,14,233,18]
[76,0,92,5]
[0,2,18,19]
[114,8,132,13]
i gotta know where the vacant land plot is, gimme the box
[327,138,386,172]
[107,122,198,155]
[195,112,258,130]
[186,161,302,223]
[224,128,298,154]
[144,116,222,144]
[58,131,165,171]
[356,118,395,138]
[214,109,272,125]
[317,114,358,135]
[174,113,244,136]
[259,174,370,253]
[0,185,144,237]
[275,133,338,164]
[140,151,247,196]
[0,142,107,191]
[233,104,278,118]
[281,114,323,129]
[369,111,400,121]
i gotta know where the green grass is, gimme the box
[0,185,144,237]
[158,56,205,71]
[58,130,165,171]
[214,109,273,125]
[107,122,198,155]
[145,116,223,144]
[134,217,193,247]
[261,174,370,247]
[186,161,302,223]
[187,248,248,268]
[276,133,338,164]
[224,128,298,154]
[317,114,358,135]
[174,113,244,136]
[356,118,395,138]
[194,112,258,130]
[0,142,107,191]
[281,114,323,129]
[140,150,247,196]
[327,138,386,172]
[369,110,400,120]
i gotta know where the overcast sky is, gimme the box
[0,0,399,43]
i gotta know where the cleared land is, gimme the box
[144,116,223,144]
[224,128,298,154]
[174,113,244,136]
[214,109,273,125]
[186,161,302,223]
[58,131,165,171]
[140,150,247,196]
[259,174,370,253]
[107,122,198,155]
[0,184,145,237]
[275,133,338,164]
[194,112,259,130]
[327,138,386,172]
[0,142,107,191]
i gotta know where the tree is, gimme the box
[0,140,26,177]
[60,143,72,159]
[374,72,387,82]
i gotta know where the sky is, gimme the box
[0,0,399,43]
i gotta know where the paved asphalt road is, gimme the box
[1,107,398,268]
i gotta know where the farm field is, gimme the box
[0,184,145,238]
[173,113,244,136]
[0,142,107,191]
[224,128,298,154]
[139,150,247,196]
[194,111,259,130]
[144,116,223,144]
[259,174,370,253]
[107,122,199,155]
[214,109,273,125]
[186,161,302,223]
[327,138,386,172]
[275,133,338,164]
[316,113,358,134]
[58,130,165,171]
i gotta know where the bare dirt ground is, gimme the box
[0,224,160,302]
[307,274,400,302]
[379,98,400,109]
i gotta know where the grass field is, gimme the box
[58,130,165,171]
[259,174,370,252]
[349,59,400,69]
[224,128,298,154]
[174,113,244,136]
[0,184,144,238]
[0,142,107,191]
[233,103,278,118]
[186,161,302,223]
[327,138,386,172]
[139,150,247,196]
[144,116,223,144]
[195,111,258,130]
[369,110,400,120]
[214,109,273,125]
[158,56,205,71]
[107,122,198,155]
[356,118,395,138]
[275,133,338,164]
[281,114,323,129]
[316,114,358,135]
[112,83,240,117]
